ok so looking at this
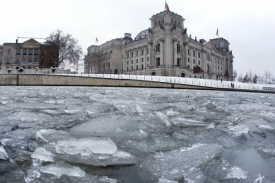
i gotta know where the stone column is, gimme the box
[149,43,153,68]
[160,41,163,66]
[185,45,188,68]
[174,41,177,66]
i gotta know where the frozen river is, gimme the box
[0,86,275,183]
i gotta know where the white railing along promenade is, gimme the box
[1,70,274,92]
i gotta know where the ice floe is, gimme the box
[228,124,249,136]
[0,146,8,160]
[31,147,55,162]
[40,162,85,178]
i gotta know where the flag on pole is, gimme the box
[165,1,169,11]
[96,38,98,43]
[216,29,219,37]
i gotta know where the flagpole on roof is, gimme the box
[165,0,169,11]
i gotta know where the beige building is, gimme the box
[0,38,57,71]
[85,9,234,80]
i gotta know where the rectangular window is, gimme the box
[156,44,160,52]
[136,65,138,70]
[147,57,149,61]
[127,67,128,71]
[127,61,129,65]
[141,50,144,55]
[198,53,200,58]
[221,67,223,70]
[136,51,138,56]
[193,59,195,64]
[188,49,190,55]
[177,44,181,53]
[187,64,190,69]
[131,60,133,64]
[28,66,31,69]
[8,49,11,54]
[142,58,144,62]
[147,48,149,54]
[15,57,20,63]
[131,66,133,70]
[28,49,33,55]
[198,60,200,65]
[136,59,138,63]
[188,58,190,63]
[193,51,195,57]
[131,52,134,57]
[142,65,144,70]
[156,58,160,66]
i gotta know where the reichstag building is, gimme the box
[85,8,234,80]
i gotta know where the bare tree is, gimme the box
[233,70,238,81]
[44,30,83,69]
[264,70,271,84]
[253,74,258,84]
[238,74,243,82]
[85,50,105,74]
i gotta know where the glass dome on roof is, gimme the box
[135,29,149,40]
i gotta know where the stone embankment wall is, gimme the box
[0,74,212,90]
[0,74,273,94]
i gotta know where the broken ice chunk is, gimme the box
[0,146,8,160]
[158,178,177,183]
[171,118,207,127]
[31,147,55,162]
[55,137,117,155]
[136,104,143,114]
[256,124,274,130]
[113,151,131,158]
[172,132,189,140]
[258,148,275,157]
[206,122,215,129]
[155,112,171,127]
[45,100,56,104]
[54,137,136,166]
[226,166,247,179]
[205,102,217,110]
[64,110,80,114]
[142,143,223,180]
[1,101,8,105]
[166,109,179,116]
[40,162,85,178]
[228,125,249,136]
[36,129,70,143]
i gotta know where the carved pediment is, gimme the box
[22,39,40,46]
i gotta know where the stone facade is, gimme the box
[0,39,57,71]
[85,9,234,80]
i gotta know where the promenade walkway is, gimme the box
[0,72,274,94]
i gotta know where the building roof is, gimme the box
[210,37,229,43]
[134,29,149,40]
[151,10,183,19]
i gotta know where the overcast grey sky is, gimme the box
[1,0,275,76]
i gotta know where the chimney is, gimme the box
[124,33,132,38]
